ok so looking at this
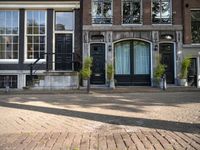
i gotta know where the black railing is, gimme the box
[28,57,42,86]
[152,17,172,24]
[28,52,82,86]
[45,52,82,71]
[92,17,113,24]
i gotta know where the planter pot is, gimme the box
[178,79,188,87]
[108,80,115,89]
[83,80,88,87]
[153,78,166,90]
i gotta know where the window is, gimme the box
[0,11,19,60]
[122,0,141,24]
[26,10,46,59]
[92,0,112,24]
[152,0,171,24]
[55,12,73,31]
[0,75,17,88]
[191,10,200,43]
[134,41,150,74]
[115,40,150,75]
[115,41,130,74]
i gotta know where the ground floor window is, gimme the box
[115,41,130,74]
[0,75,17,88]
[114,40,151,85]
[115,40,150,75]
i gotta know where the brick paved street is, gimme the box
[0,92,199,149]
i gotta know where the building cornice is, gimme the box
[83,25,183,31]
[0,1,80,9]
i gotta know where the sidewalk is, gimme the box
[0,86,199,95]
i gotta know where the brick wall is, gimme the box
[83,0,91,25]
[83,0,184,26]
[113,0,121,25]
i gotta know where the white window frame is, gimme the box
[151,0,172,25]
[121,0,143,25]
[0,10,19,64]
[24,10,47,64]
[53,10,75,70]
[91,0,113,25]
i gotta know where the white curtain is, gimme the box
[115,42,130,74]
[134,42,150,74]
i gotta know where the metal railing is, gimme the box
[28,52,82,86]
[92,17,113,24]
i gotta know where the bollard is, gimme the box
[162,74,167,90]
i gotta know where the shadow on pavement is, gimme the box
[0,101,199,134]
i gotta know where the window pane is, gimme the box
[34,36,39,43]
[0,36,4,44]
[55,12,73,31]
[0,12,5,34]
[92,0,112,24]
[115,41,130,75]
[152,0,171,24]
[27,36,32,44]
[26,10,46,59]
[191,10,200,43]
[134,41,150,74]
[33,11,40,26]
[123,0,141,24]
[40,36,45,44]
[161,1,171,23]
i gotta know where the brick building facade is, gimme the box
[82,0,197,86]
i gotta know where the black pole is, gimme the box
[87,78,90,93]
[46,53,49,71]
[30,64,33,85]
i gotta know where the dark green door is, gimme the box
[90,43,105,84]
[55,34,72,70]
[159,43,174,84]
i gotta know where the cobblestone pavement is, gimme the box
[0,92,199,149]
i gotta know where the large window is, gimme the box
[152,0,171,24]
[191,10,200,43]
[115,41,130,74]
[134,41,150,74]
[115,40,150,75]
[92,0,112,24]
[0,11,19,60]
[55,12,73,31]
[122,0,141,24]
[26,10,46,59]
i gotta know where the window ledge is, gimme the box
[122,24,143,26]
[0,60,19,64]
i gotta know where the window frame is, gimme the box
[0,10,19,63]
[91,0,113,25]
[55,11,74,32]
[151,0,172,25]
[191,9,200,45]
[24,10,47,63]
[53,10,75,71]
[121,0,143,25]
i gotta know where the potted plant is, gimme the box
[153,56,166,89]
[80,56,93,93]
[107,63,115,89]
[178,57,191,86]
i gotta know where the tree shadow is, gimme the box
[2,92,200,113]
[0,101,199,134]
